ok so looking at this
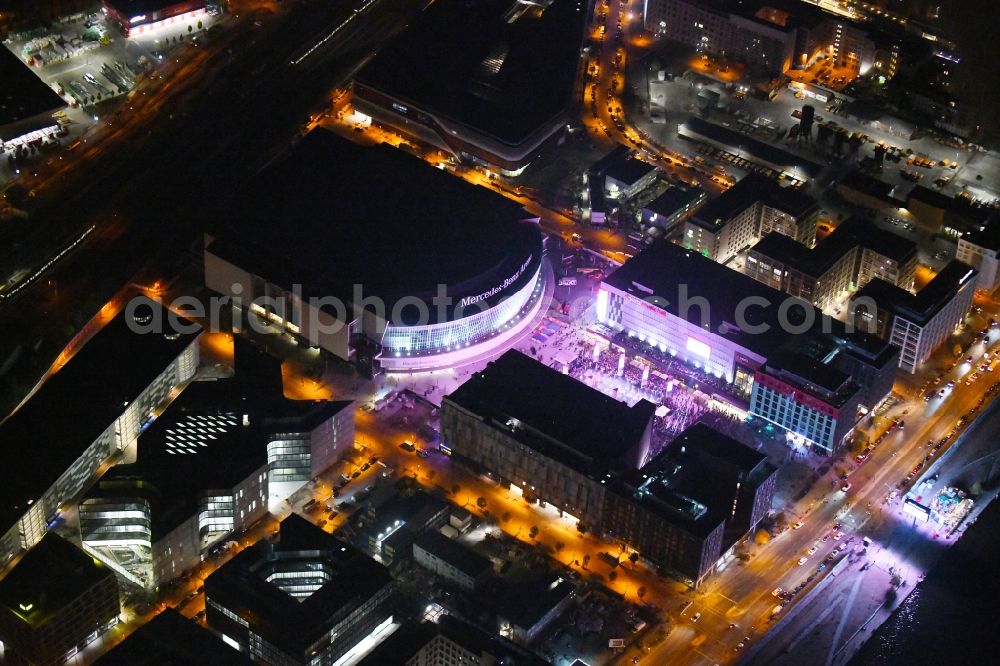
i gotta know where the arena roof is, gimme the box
[354,0,586,148]
[206,130,542,324]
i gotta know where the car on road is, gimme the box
[792,521,803,530]
[400,441,416,452]
[807,545,819,555]
[351,470,361,478]
[798,557,808,566]
[691,612,701,623]
[361,463,370,472]
[772,587,784,597]
[416,449,430,458]
[834,531,843,540]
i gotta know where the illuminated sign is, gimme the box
[458,256,533,308]
[903,498,930,522]
[686,336,711,360]
[130,15,146,23]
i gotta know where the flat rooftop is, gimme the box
[962,216,1000,251]
[605,156,657,187]
[207,130,541,322]
[603,240,840,358]
[445,350,655,477]
[104,0,201,14]
[355,0,586,147]
[0,45,66,139]
[93,608,250,666]
[751,217,916,277]
[839,170,895,200]
[413,531,491,580]
[610,424,767,538]
[483,572,575,630]
[0,297,200,537]
[204,514,392,658]
[98,340,351,540]
[680,117,823,179]
[644,185,703,218]
[690,174,773,232]
[860,260,976,326]
[0,534,115,629]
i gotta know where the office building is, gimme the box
[0,46,66,153]
[442,350,655,526]
[79,341,354,590]
[204,131,546,376]
[957,218,1000,293]
[205,514,394,666]
[644,0,880,77]
[412,531,492,592]
[854,261,977,372]
[0,297,200,569]
[604,423,776,584]
[0,534,120,666]
[102,0,208,38]
[353,0,587,175]
[94,608,250,666]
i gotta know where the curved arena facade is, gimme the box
[378,257,547,372]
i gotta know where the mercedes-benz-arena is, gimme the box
[204,130,549,375]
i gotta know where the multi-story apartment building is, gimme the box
[957,218,1000,293]
[643,0,799,74]
[0,297,200,570]
[0,534,120,666]
[683,174,820,264]
[746,217,917,310]
[854,261,977,373]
